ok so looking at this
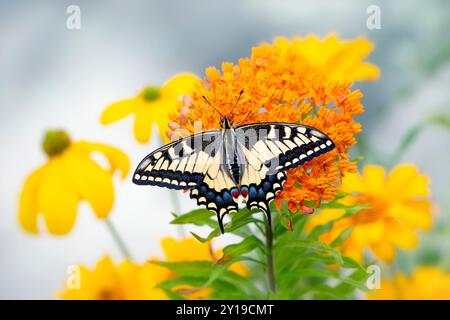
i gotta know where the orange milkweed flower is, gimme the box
[306,164,434,262]
[167,35,378,209]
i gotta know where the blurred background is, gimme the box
[0,0,449,299]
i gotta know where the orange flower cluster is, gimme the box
[168,35,378,212]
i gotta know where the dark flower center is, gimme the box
[141,86,161,101]
[42,130,71,157]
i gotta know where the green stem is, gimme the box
[265,221,276,294]
[105,218,133,260]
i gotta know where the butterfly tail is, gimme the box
[217,212,225,234]
[246,171,286,227]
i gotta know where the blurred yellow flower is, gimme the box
[101,73,200,143]
[367,266,450,300]
[59,237,248,300]
[270,34,380,81]
[18,130,129,235]
[59,256,168,300]
[307,164,433,262]
[161,237,248,277]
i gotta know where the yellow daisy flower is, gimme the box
[101,73,200,144]
[306,164,433,262]
[59,237,248,300]
[18,130,129,235]
[367,266,450,300]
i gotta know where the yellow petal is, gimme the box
[386,219,418,249]
[349,63,380,81]
[386,164,430,200]
[133,106,155,143]
[366,279,398,300]
[385,201,432,230]
[370,241,395,261]
[361,165,386,196]
[100,98,137,125]
[351,221,385,247]
[76,141,130,179]
[36,159,80,235]
[157,119,172,144]
[137,262,169,299]
[306,208,346,231]
[161,73,200,97]
[62,147,114,219]
[340,172,366,194]
[18,164,48,234]
[151,98,181,143]
[341,241,364,262]
[162,237,212,262]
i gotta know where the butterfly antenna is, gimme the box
[227,89,244,117]
[202,95,224,117]
[235,111,254,126]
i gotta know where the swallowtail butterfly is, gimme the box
[133,92,335,233]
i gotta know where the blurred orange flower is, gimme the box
[18,130,129,235]
[367,266,450,300]
[307,164,433,262]
[168,35,378,209]
[59,237,248,300]
[101,73,200,143]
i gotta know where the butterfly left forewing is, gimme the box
[133,130,222,190]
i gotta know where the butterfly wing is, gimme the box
[133,130,238,232]
[133,130,223,189]
[190,172,239,233]
[133,122,335,233]
[236,122,335,224]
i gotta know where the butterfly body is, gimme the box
[133,116,335,233]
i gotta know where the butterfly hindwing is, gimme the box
[246,171,287,226]
[133,130,222,189]
[190,170,238,233]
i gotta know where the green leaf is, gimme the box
[342,255,365,271]
[151,261,214,278]
[390,113,450,166]
[276,239,343,264]
[330,227,353,248]
[222,236,265,260]
[158,275,252,300]
[335,267,369,295]
[170,208,215,226]
[321,202,368,217]
[191,208,261,243]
